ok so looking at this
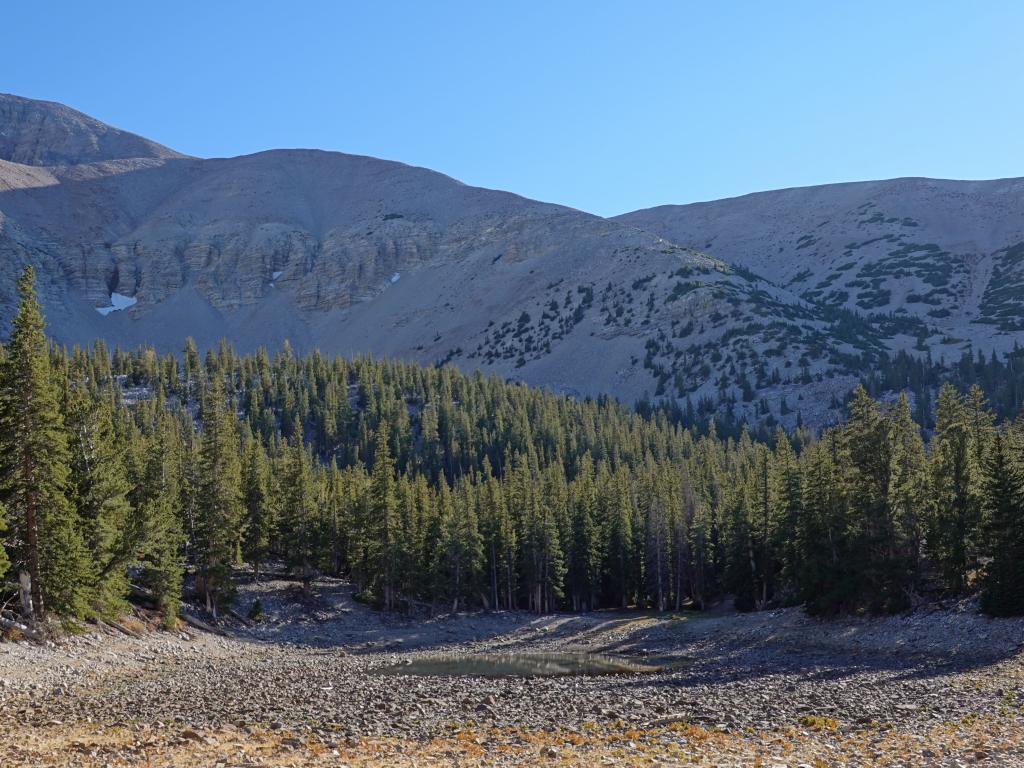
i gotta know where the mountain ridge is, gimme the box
[2,93,1022,429]
[0,92,186,166]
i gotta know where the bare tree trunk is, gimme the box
[18,571,33,619]
[24,475,45,617]
[490,545,498,611]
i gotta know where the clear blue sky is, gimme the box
[4,2,1022,216]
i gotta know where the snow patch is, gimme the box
[95,292,138,316]
[391,272,401,283]
[272,271,283,280]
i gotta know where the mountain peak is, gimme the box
[0,93,187,167]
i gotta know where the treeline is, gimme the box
[1,267,1023,631]
[864,346,1024,429]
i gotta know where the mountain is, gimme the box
[1,93,1021,429]
[617,178,1024,354]
[0,93,184,166]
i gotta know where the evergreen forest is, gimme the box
[2,266,1023,630]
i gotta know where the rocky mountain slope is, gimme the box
[617,177,1024,355]
[2,93,1021,428]
[0,93,184,166]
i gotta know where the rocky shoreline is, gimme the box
[1,575,1022,766]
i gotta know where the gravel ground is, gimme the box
[1,574,1023,766]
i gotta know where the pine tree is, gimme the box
[478,459,516,610]
[435,479,483,612]
[842,386,911,613]
[644,488,672,611]
[241,434,273,580]
[979,431,1024,616]
[771,430,803,599]
[799,433,851,615]
[888,393,929,581]
[602,470,634,608]
[0,266,92,618]
[280,429,318,593]
[64,383,134,613]
[927,383,982,592]
[195,376,243,615]
[370,426,400,609]
[136,414,185,625]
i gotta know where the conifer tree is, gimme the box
[771,430,803,598]
[603,470,634,608]
[64,383,134,613]
[279,428,318,592]
[887,393,926,578]
[644,488,672,611]
[567,456,600,611]
[842,385,910,613]
[479,459,515,610]
[799,434,850,615]
[435,479,483,611]
[927,383,981,591]
[370,426,399,608]
[195,376,243,615]
[0,266,92,618]
[979,431,1024,616]
[136,413,185,624]
[241,434,273,580]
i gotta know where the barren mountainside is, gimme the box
[1,93,1022,427]
[617,178,1024,350]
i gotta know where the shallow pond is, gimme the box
[375,652,682,678]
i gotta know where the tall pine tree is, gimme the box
[0,267,92,618]
[979,430,1024,616]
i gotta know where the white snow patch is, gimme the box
[95,292,138,316]
[391,272,401,283]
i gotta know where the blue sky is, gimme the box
[4,2,1022,216]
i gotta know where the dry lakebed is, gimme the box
[2,574,1023,767]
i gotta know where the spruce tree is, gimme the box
[771,430,803,599]
[0,266,92,618]
[567,456,600,611]
[195,376,243,615]
[280,427,318,592]
[241,434,273,580]
[479,459,515,610]
[799,432,851,615]
[979,431,1024,616]
[64,384,134,613]
[887,393,926,583]
[435,479,483,612]
[842,386,910,613]
[370,426,399,609]
[927,383,982,592]
[136,415,185,625]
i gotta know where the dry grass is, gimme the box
[2,715,1022,767]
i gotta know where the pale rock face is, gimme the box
[1,93,1022,428]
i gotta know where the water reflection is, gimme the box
[375,652,675,677]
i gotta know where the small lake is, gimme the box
[375,652,679,678]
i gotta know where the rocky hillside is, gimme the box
[617,177,1024,356]
[0,93,184,166]
[2,93,1020,428]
